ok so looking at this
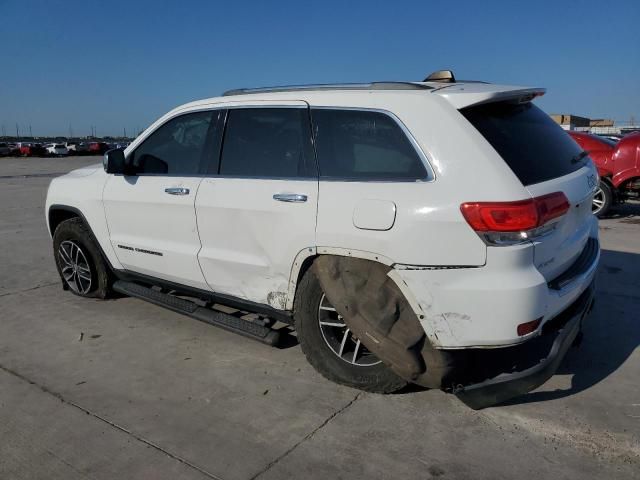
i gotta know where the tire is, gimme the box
[53,217,112,299]
[294,269,407,393]
[592,181,613,217]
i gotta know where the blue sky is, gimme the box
[1,0,638,137]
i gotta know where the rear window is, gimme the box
[461,102,584,186]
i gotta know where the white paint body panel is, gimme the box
[45,166,123,271]
[395,215,599,348]
[196,177,318,308]
[102,175,209,290]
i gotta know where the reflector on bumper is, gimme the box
[454,282,595,409]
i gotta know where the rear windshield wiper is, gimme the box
[571,151,590,164]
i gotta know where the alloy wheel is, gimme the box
[58,240,92,294]
[318,293,381,367]
[592,186,605,215]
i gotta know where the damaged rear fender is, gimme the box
[311,255,459,388]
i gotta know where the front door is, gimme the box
[103,109,223,290]
[195,103,318,308]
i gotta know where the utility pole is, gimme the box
[16,123,19,139]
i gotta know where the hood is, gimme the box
[63,163,102,178]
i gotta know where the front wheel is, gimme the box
[294,269,407,393]
[592,181,613,217]
[53,217,112,298]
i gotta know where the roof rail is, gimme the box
[222,82,432,96]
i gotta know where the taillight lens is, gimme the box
[517,317,542,336]
[536,192,570,225]
[460,199,539,232]
[461,192,569,245]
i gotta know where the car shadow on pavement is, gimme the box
[499,248,640,406]
[601,201,640,219]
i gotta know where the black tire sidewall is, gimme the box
[594,181,613,218]
[53,218,110,298]
[294,269,406,393]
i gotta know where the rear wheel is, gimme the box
[294,269,407,393]
[592,181,613,217]
[53,217,112,298]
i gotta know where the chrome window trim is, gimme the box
[310,106,436,183]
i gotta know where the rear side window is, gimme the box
[132,110,218,175]
[461,102,585,186]
[219,108,315,178]
[311,109,427,180]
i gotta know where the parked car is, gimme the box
[0,142,11,156]
[568,131,640,216]
[597,134,622,143]
[8,143,20,155]
[45,143,69,156]
[45,72,599,409]
[18,142,46,157]
[66,142,90,155]
[88,142,109,155]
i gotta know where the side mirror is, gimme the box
[104,148,126,174]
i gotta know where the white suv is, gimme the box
[45,72,599,408]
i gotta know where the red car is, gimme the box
[88,142,109,155]
[568,131,640,216]
[18,142,47,157]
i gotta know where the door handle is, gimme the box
[273,193,307,203]
[164,187,190,196]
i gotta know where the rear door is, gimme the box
[103,109,224,290]
[195,102,318,307]
[462,101,598,280]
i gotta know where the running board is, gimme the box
[113,280,281,346]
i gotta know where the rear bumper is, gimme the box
[394,221,599,348]
[453,281,595,409]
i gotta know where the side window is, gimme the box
[131,110,216,175]
[311,109,427,180]
[219,108,315,178]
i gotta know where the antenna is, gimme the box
[423,70,456,83]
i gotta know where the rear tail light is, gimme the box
[461,192,569,246]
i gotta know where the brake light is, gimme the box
[536,192,570,225]
[460,199,539,232]
[460,192,569,245]
[461,192,569,232]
